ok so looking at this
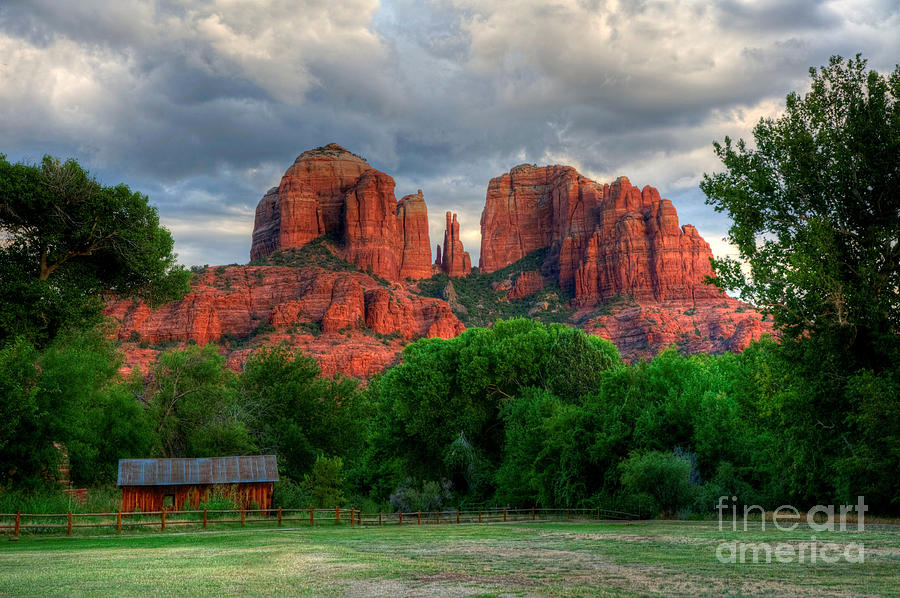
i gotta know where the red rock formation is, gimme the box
[437,212,471,277]
[480,165,722,305]
[106,262,464,379]
[580,297,771,359]
[250,144,432,281]
[507,270,545,300]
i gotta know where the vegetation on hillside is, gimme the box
[416,248,575,326]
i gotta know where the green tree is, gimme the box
[238,345,364,480]
[302,455,346,508]
[0,328,153,488]
[701,55,900,511]
[620,451,695,516]
[361,319,620,503]
[700,55,899,366]
[142,344,253,458]
[0,155,190,346]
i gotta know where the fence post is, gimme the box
[277,506,282,527]
[503,508,507,523]
[597,507,601,520]
[436,510,440,525]
[309,508,314,526]
[241,507,246,527]
[66,511,73,535]
[417,511,420,525]
[160,509,165,532]
[457,508,460,524]
[336,506,340,524]
[566,509,570,520]
[398,511,402,525]
[117,511,122,533]
[532,506,535,521]
[357,509,361,526]
[378,512,382,526]
[202,508,207,530]
[478,510,481,524]
[349,508,354,526]
[14,511,20,537]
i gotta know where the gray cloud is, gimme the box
[1,0,898,266]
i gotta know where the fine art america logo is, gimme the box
[715,496,867,564]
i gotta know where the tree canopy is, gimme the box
[0,155,190,346]
[701,55,899,367]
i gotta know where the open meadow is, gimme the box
[1,520,899,597]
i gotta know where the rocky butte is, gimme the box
[106,146,771,379]
[250,143,432,281]
[478,164,771,355]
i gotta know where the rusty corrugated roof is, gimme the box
[117,456,279,486]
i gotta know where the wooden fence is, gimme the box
[0,507,638,537]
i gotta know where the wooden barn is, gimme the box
[117,455,279,512]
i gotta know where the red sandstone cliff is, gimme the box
[107,261,464,378]
[480,166,722,304]
[436,211,471,277]
[250,144,432,281]
[478,164,771,356]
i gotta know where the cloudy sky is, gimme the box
[1,0,898,267]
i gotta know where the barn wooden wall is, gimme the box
[121,482,274,512]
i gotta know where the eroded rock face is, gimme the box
[437,211,471,277]
[250,144,432,281]
[107,264,464,378]
[480,165,722,304]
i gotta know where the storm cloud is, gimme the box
[1,0,898,265]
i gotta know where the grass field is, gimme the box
[1,521,899,597]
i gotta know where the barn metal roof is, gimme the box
[117,456,279,486]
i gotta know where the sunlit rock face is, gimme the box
[250,143,433,281]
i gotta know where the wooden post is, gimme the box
[357,509,361,526]
[457,508,460,524]
[67,511,73,535]
[117,511,122,533]
[566,509,570,520]
[336,506,340,524]
[349,508,354,526]
[597,507,601,520]
[503,508,507,522]
[532,506,536,520]
[203,509,208,530]
[398,511,402,525]
[478,510,481,523]
[417,511,421,525]
[277,506,282,527]
[14,511,20,537]
[309,508,314,526]
[378,512,382,526]
[436,510,440,525]
[160,509,165,532]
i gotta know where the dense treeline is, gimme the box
[1,318,896,515]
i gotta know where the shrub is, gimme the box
[273,478,313,509]
[620,450,695,516]
[389,478,453,513]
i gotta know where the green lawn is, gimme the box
[1,521,898,596]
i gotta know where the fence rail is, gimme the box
[0,506,638,537]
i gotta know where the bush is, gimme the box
[389,478,453,513]
[620,451,695,516]
[273,478,312,509]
